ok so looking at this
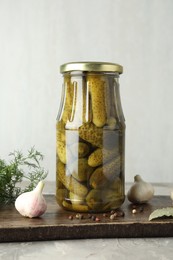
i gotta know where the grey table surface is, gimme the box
[0,182,173,260]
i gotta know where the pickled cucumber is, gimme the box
[57,131,65,143]
[57,160,88,197]
[109,177,123,191]
[56,178,65,189]
[79,123,120,150]
[61,75,74,123]
[56,121,66,142]
[88,75,108,127]
[57,141,74,164]
[89,157,121,189]
[88,147,119,167]
[68,158,94,182]
[86,189,122,211]
[70,142,90,158]
[57,141,66,164]
[79,123,103,148]
[69,192,85,205]
[106,117,117,130]
[86,189,103,210]
[62,200,89,212]
[56,188,68,204]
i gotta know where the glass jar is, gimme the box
[56,62,125,213]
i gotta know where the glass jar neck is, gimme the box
[57,71,124,129]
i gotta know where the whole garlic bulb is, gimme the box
[127,175,154,204]
[15,181,47,218]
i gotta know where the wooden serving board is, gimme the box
[0,195,173,242]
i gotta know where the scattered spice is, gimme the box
[79,214,83,220]
[67,209,125,221]
[91,215,96,221]
[75,213,80,219]
[139,206,144,212]
[75,213,83,220]
[132,209,137,214]
[131,205,144,214]
[110,214,116,220]
[116,210,125,217]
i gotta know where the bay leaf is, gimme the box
[149,207,173,221]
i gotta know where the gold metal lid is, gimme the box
[60,61,123,74]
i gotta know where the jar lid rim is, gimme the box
[60,61,123,74]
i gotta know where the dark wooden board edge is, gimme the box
[1,195,173,242]
[1,222,173,242]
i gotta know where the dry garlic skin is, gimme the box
[56,62,125,213]
[15,181,47,218]
[127,175,154,204]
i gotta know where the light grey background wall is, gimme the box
[0,0,173,183]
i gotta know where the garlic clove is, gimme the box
[127,175,154,204]
[15,181,47,218]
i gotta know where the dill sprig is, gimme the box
[0,147,48,204]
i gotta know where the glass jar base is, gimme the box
[57,196,125,213]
